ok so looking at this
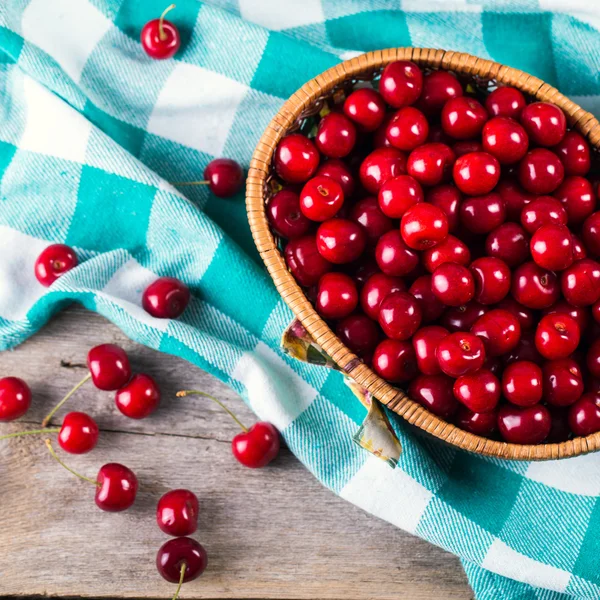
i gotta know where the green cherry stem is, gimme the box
[159,4,176,41]
[45,439,100,487]
[176,390,248,432]
[169,180,209,187]
[172,563,186,600]
[42,373,92,427]
[0,428,60,441]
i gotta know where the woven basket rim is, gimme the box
[245,48,600,461]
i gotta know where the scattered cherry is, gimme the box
[58,412,99,454]
[0,377,31,421]
[141,4,180,60]
[157,537,208,584]
[203,159,244,198]
[115,374,161,419]
[157,489,199,536]
[143,277,191,319]
[34,244,78,287]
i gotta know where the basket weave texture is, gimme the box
[245,48,600,461]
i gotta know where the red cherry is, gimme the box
[543,299,590,333]
[316,112,356,158]
[267,189,311,239]
[553,130,591,176]
[316,272,358,320]
[408,275,445,323]
[316,219,366,264]
[543,358,584,407]
[569,393,600,436]
[408,374,458,419]
[378,175,423,218]
[453,152,500,195]
[441,97,488,140]
[360,273,405,321]
[426,184,462,232]
[440,301,486,332]
[436,332,486,377]
[422,235,470,273]
[34,244,78,287]
[374,230,419,276]
[359,148,407,194]
[497,179,536,221]
[386,107,429,151]
[203,158,244,198]
[456,406,498,437]
[511,261,559,309]
[373,113,395,149]
[58,412,99,454]
[572,234,588,261]
[407,143,455,187]
[431,262,475,307]
[372,339,418,383]
[485,87,526,119]
[561,259,600,307]
[343,88,386,132]
[157,537,208,583]
[142,277,190,319]
[115,374,161,420]
[502,361,543,407]
[0,377,31,422]
[587,338,600,379]
[497,404,551,444]
[482,117,529,164]
[471,308,521,357]
[378,291,422,341]
[520,196,568,234]
[417,71,463,115]
[285,236,332,287]
[336,315,380,359]
[380,61,423,107]
[553,176,595,225]
[350,197,393,247]
[520,102,566,147]
[87,344,131,391]
[157,489,199,537]
[401,203,449,250]
[412,326,449,375]
[232,422,280,468]
[496,296,536,331]
[582,212,600,257]
[503,331,544,367]
[299,176,344,222]
[315,159,355,198]
[519,148,564,194]
[460,193,506,235]
[141,5,180,60]
[485,223,530,268]
[95,463,138,512]
[274,134,319,183]
[470,257,511,305]
[530,223,573,271]
[453,369,500,413]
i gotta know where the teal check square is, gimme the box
[572,497,600,585]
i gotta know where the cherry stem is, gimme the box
[172,563,186,600]
[169,180,209,187]
[45,439,100,487]
[176,390,248,432]
[0,428,60,441]
[42,373,92,427]
[159,4,176,41]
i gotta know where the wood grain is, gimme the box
[0,306,472,599]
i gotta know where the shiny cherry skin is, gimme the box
[0,377,31,422]
[408,275,445,323]
[569,393,600,436]
[456,406,498,437]
[284,236,331,287]
[520,102,566,147]
[95,463,138,512]
[408,374,458,419]
[470,257,511,305]
[543,299,590,333]
[482,117,529,164]
[343,88,386,132]
[426,184,462,232]
[511,261,560,309]
[373,113,395,149]
[316,272,358,320]
[203,158,244,198]
[412,326,449,375]
[543,358,584,407]
[380,60,423,107]
[561,259,600,306]
[58,412,99,454]
[497,179,535,221]
[299,175,344,222]
[372,339,418,383]
[485,223,530,268]
[520,196,568,234]
[34,244,78,287]
[530,224,573,271]
[417,71,463,115]
[87,344,131,391]
[156,537,208,583]
[378,175,423,218]
[453,152,500,195]
[359,148,407,194]
[401,203,449,250]
[587,338,600,379]
[436,332,486,377]
[141,13,180,60]
[519,148,564,194]
[583,212,600,257]
[572,234,587,261]
[453,369,500,413]
[378,291,422,341]
[143,277,190,319]
[316,219,366,264]
[440,301,486,332]
[374,230,419,276]
[407,143,455,187]
[267,189,311,239]
[502,361,543,407]
[336,315,380,358]
[232,422,280,468]
[553,176,595,225]
[553,130,591,176]
[316,112,356,158]
[496,296,536,331]
[471,308,521,357]
[431,262,475,307]
[350,197,393,247]
[157,489,199,537]
[360,273,405,321]
[274,134,319,183]
[485,87,526,119]
[386,107,429,151]
[460,193,506,235]
[497,404,551,444]
[441,97,487,140]
[115,373,161,420]
[316,159,355,198]
[422,235,470,273]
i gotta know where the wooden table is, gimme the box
[0,306,472,599]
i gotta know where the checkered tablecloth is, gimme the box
[1,2,600,598]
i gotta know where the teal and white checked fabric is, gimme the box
[1,1,600,598]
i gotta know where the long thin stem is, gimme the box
[172,563,186,600]
[45,439,100,487]
[159,4,176,41]
[169,180,209,186]
[42,373,91,427]
[0,428,60,441]
[176,390,248,432]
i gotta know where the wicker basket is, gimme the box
[246,48,600,461]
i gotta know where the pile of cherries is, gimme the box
[268,60,600,446]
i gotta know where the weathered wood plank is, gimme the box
[0,307,472,599]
